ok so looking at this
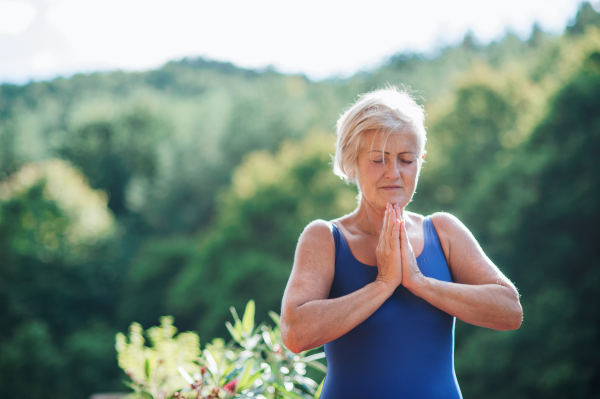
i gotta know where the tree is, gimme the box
[0,160,123,398]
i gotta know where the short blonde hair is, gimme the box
[332,87,427,184]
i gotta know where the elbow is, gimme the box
[281,328,303,354]
[499,285,523,331]
[499,301,523,331]
[280,310,305,354]
[508,289,524,330]
[510,303,523,330]
[285,342,305,354]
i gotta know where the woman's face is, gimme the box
[355,129,425,211]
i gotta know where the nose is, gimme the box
[384,159,401,179]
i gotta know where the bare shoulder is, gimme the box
[299,219,334,241]
[430,212,473,250]
[430,212,506,285]
[296,219,335,257]
[430,212,468,233]
[283,219,336,309]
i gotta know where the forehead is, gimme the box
[360,129,422,153]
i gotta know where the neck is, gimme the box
[352,196,405,237]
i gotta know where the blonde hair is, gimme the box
[332,86,427,184]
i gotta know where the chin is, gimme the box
[377,196,406,207]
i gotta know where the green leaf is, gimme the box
[262,330,274,348]
[235,320,244,337]
[271,381,287,392]
[178,366,194,384]
[268,311,281,326]
[237,363,252,392]
[204,349,220,376]
[301,352,325,362]
[230,306,241,324]
[253,321,267,335]
[244,369,263,390]
[222,362,238,381]
[294,375,318,392]
[230,306,244,337]
[306,360,327,373]
[225,321,242,343]
[283,390,306,399]
[242,300,255,335]
[315,376,325,399]
[144,358,151,381]
[238,365,263,391]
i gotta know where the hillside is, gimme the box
[1,3,599,398]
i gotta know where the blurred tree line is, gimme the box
[1,3,599,398]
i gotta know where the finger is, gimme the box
[399,220,408,249]
[400,220,414,255]
[388,207,396,236]
[384,205,394,249]
[395,203,403,223]
[383,203,391,235]
[380,204,388,238]
[387,207,396,249]
[392,212,400,246]
[394,204,402,234]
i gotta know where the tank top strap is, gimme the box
[423,215,444,258]
[329,222,341,263]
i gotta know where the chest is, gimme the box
[340,223,425,267]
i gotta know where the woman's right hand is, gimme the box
[375,202,402,289]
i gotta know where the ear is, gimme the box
[421,150,427,161]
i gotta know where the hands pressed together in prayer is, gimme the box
[375,203,425,293]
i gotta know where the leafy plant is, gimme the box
[115,316,201,399]
[116,300,326,399]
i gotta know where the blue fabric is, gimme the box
[320,216,462,399]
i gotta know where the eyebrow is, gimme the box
[369,150,416,155]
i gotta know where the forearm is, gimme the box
[410,277,523,330]
[282,281,394,353]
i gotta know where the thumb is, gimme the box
[400,220,412,253]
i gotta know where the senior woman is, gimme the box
[280,87,523,398]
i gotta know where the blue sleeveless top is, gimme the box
[320,216,462,399]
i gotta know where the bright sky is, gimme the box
[0,0,593,83]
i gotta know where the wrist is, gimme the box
[373,278,397,298]
[405,274,430,297]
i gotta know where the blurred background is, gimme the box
[1,0,599,398]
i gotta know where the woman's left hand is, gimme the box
[394,204,426,292]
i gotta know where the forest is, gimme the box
[1,3,599,398]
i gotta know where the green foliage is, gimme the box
[2,5,600,398]
[0,160,123,398]
[435,48,600,399]
[0,159,115,262]
[0,159,117,334]
[161,134,356,339]
[117,301,326,399]
[116,316,201,399]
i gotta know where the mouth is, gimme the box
[380,186,403,190]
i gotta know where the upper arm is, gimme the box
[431,212,517,292]
[281,220,336,314]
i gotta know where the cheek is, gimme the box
[356,166,385,194]
[402,164,421,184]
[357,159,381,178]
